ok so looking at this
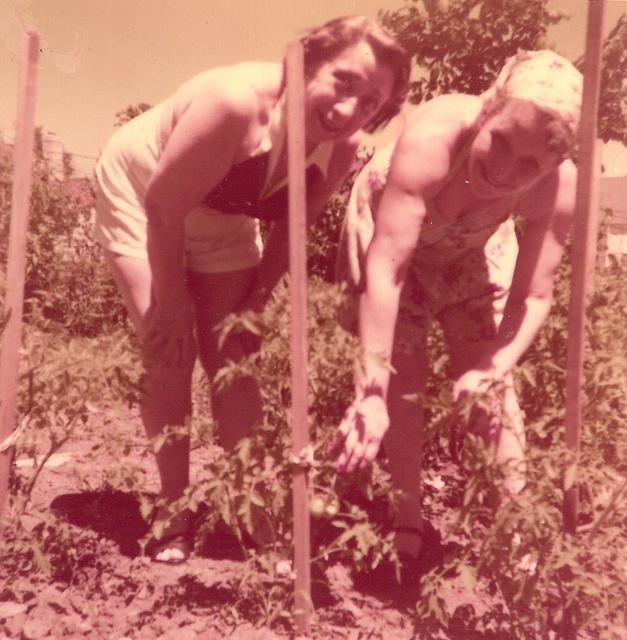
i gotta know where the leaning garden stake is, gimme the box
[0,31,40,515]
[563,0,605,535]
[286,40,312,633]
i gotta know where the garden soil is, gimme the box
[0,403,492,640]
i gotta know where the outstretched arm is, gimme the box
[453,161,577,401]
[334,100,463,472]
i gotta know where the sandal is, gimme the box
[145,505,207,565]
[146,530,193,565]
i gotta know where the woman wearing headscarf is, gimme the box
[334,50,582,566]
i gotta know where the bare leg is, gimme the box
[495,377,526,496]
[104,250,194,503]
[187,268,262,451]
[383,325,429,557]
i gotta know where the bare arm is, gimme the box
[356,173,427,398]
[454,161,576,395]
[141,86,252,364]
[356,108,466,399]
[145,90,251,306]
[334,99,468,471]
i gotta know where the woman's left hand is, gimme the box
[450,369,503,455]
[142,297,196,368]
[453,368,497,404]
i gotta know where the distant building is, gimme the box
[41,131,65,181]
[599,175,627,266]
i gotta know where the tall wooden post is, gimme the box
[286,40,312,633]
[0,31,40,514]
[563,0,606,535]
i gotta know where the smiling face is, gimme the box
[467,98,567,198]
[304,39,396,144]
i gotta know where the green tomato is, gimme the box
[324,497,339,517]
[309,496,326,517]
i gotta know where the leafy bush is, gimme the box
[380,0,564,104]
[176,278,400,624]
[0,150,127,336]
[1,309,141,576]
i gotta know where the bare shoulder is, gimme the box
[390,94,481,196]
[172,62,283,122]
[403,94,482,139]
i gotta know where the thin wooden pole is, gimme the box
[563,0,605,534]
[286,40,312,633]
[0,31,40,515]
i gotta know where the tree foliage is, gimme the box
[379,0,626,145]
[379,0,563,103]
[114,102,152,128]
[0,151,127,336]
[576,13,627,145]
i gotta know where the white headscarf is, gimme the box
[481,49,583,142]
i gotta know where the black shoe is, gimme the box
[392,523,446,582]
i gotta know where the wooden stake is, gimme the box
[286,40,312,633]
[563,0,605,534]
[0,31,39,514]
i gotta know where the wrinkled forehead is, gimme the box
[491,98,556,130]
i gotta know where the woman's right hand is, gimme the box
[142,296,195,368]
[330,394,390,473]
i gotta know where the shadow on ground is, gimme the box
[50,490,245,561]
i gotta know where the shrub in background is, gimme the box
[0,150,127,337]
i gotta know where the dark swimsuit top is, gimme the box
[201,150,324,222]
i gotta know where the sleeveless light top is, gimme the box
[95,73,333,222]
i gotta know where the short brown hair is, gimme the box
[299,16,410,132]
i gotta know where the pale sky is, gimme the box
[0,0,625,174]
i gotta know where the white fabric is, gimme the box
[484,49,582,137]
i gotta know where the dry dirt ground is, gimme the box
[0,403,488,640]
